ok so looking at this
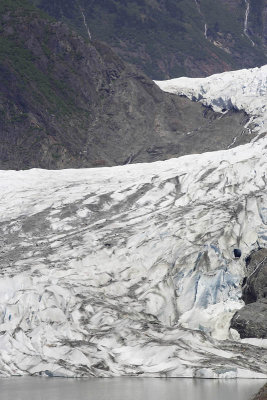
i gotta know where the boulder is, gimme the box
[230,301,267,339]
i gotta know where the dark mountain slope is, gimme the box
[31,0,267,79]
[0,0,255,169]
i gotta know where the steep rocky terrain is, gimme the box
[0,0,255,170]
[31,0,267,79]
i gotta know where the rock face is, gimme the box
[0,1,256,170]
[32,0,267,79]
[230,249,267,339]
[243,248,267,304]
[230,302,267,339]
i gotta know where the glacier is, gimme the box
[0,67,267,378]
[155,65,267,137]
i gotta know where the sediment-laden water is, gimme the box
[0,377,265,400]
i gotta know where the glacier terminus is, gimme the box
[0,66,266,379]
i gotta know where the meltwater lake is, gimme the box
[0,377,265,400]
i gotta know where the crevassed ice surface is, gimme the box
[0,140,266,378]
[155,65,267,135]
[0,67,267,378]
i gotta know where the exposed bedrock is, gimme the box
[243,248,267,304]
[230,248,267,339]
[230,301,267,339]
[251,383,267,400]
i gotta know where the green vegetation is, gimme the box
[0,36,74,114]
[1,0,265,81]
[0,0,78,116]
[0,0,35,14]
[30,0,267,79]
[0,0,98,169]
[250,0,266,38]
[0,0,51,21]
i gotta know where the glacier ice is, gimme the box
[155,65,267,136]
[0,137,266,378]
[0,66,267,378]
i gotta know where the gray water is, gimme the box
[0,377,265,400]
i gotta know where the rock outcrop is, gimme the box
[230,302,267,339]
[243,248,267,304]
[230,249,267,339]
[251,383,267,400]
